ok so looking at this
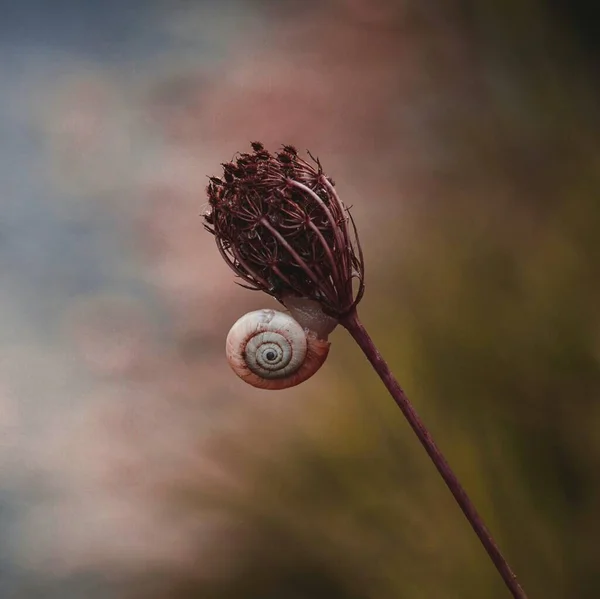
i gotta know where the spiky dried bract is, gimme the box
[203,143,365,317]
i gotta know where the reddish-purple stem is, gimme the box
[340,308,528,599]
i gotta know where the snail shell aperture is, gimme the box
[225,309,331,390]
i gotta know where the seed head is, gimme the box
[203,143,365,318]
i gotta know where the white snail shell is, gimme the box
[226,309,331,390]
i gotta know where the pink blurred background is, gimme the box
[2,1,599,597]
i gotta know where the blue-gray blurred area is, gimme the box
[0,2,251,597]
[0,0,239,333]
[0,1,599,598]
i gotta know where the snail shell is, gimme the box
[225,309,331,390]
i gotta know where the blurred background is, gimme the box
[1,0,599,597]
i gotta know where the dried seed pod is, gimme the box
[203,143,365,318]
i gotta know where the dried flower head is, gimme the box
[203,143,365,318]
[202,144,529,599]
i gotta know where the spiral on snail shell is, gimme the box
[226,309,331,390]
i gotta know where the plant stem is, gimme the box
[340,308,528,599]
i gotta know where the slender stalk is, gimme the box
[340,308,528,599]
